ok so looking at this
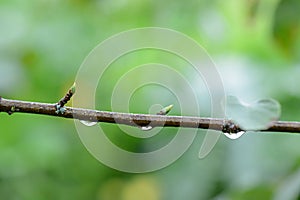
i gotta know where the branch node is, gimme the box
[7,106,15,115]
[55,104,66,114]
[222,120,242,134]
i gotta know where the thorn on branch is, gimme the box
[55,83,76,114]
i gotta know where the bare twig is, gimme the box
[1,97,300,133]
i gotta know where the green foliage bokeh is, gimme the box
[1,0,300,199]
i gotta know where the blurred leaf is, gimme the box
[98,178,125,200]
[230,186,273,200]
[226,96,281,130]
[274,167,300,200]
[121,176,161,200]
[273,0,300,57]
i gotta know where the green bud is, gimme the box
[157,104,173,115]
[70,82,76,94]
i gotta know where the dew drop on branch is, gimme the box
[223,131,245,140]
[140,126,153,131]
[79,120,97,127]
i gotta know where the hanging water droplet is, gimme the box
[79,120,97,127]
[140,126,153,131]
[223,131,245,140]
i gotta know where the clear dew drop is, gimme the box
[140,126,153,131]
[79,120,97,127]
[223,131,245,140]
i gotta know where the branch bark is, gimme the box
[1,97,300,133]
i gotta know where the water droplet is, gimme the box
[223,131,245,140]
[79,120,97,127]
[140,126,153,131]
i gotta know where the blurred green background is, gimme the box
[1,0,300,199]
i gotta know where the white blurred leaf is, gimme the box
[226,96,281,130]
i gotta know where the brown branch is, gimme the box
[1,97,300,133]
